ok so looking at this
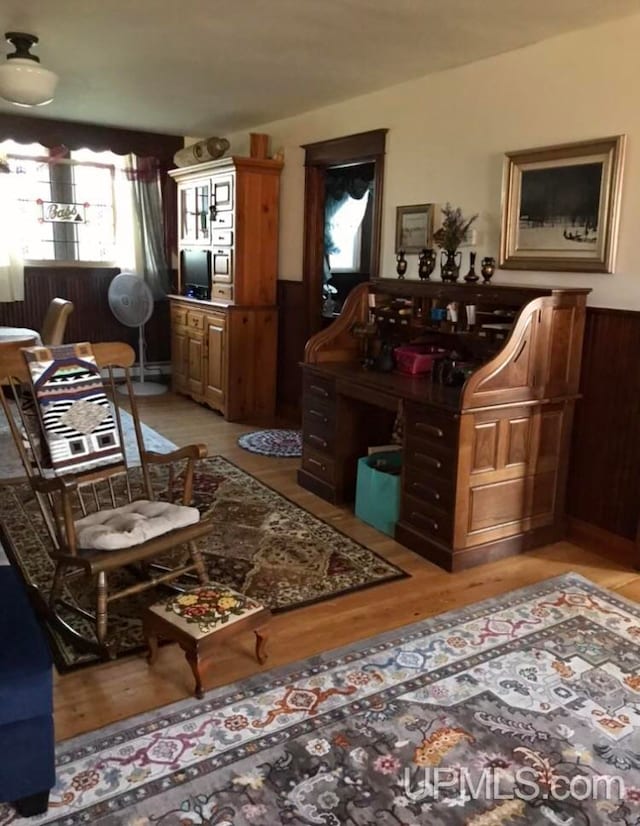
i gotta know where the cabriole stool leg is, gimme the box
[255,626,269,664]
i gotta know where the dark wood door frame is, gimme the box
[301,129,387,338]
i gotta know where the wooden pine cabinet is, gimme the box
[169,297,276,421]
[169,155,282,421]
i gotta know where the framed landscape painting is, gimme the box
[500,135,626,272]
[395,204,433,253]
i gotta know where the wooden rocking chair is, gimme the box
[0,341,211,657]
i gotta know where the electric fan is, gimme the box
[107,272,167,396]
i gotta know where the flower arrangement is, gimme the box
[433,203,478,251]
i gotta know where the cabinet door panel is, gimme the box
[171,327,188,393]
[179,180,211,245]
[205,315,226,409]
[211,174,234,210]
[187,334,204,396]
[212,249,233,283]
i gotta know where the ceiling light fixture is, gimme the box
[0,32,58,107]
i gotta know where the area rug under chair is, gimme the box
[0,455,405,670]
[4,573,640,824]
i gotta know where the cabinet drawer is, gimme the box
[301,447,335,483]
[187,311,204,331]
[401,492,453,542]
[405,436,456,481]
[211,284,233,301]
[402,466,454,510]
[211,211,233,229]
[405,403,459,446]
[171,306,187,327]
[212,230,233,246]
[303,372,336,403]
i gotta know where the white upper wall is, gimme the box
[224,14,640,309]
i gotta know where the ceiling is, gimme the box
[0,0,638,137]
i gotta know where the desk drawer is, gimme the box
[303,428,334,455]
[301,447,335,483]
[303,404,334,427]
[303,412,335,453]
[405,403,459,447]
[303,372,336,403]
[402,466,454,511]
[401,492,452,542]
[406,436,456,481]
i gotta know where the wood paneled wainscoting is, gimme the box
[566,306,640,545]
[0,267,170,363]
[276,279,306,416]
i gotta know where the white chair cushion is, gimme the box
[75,499,200,550]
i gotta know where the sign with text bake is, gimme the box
[38,200,87,223]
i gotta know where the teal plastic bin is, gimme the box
[354,451,402,536]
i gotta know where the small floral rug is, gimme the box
[0,456,405,671]
[4,573,640,825]
[237,429,302,457]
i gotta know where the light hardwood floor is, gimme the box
[53,392,640,741]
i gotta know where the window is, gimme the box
[0,142,131,265]
[327,191,370,273]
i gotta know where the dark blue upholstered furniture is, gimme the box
[0,565,55,817]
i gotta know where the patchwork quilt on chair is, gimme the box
[23,342,124,474]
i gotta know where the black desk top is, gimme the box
[304,361,462,412]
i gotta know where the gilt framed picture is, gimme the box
[499,135,626,273]
[395,204,433,253]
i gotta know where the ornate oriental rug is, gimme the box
[0,456,405,670]
[237,429,302,457]
[3,573,640,825]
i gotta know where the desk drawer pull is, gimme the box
[415,423,444,439]
[308,408,329,423]
[308,433,328,449]
[411,481,440,501]
[411,512,439,532]
[310,384,329,398]
[415,452,442,470]
[307,457,326,471]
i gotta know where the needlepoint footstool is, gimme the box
[143,584,271,698]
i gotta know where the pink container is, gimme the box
[394,345,445,375]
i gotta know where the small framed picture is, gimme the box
[500,135,626,272]
[395,204,434,253]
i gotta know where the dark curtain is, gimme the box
[324,166,374,256]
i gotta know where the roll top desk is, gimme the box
[298,279,590,571]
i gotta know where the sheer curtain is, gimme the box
[0,167,24,302]
[126,155,170,299]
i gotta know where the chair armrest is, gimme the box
[142,444,208,465]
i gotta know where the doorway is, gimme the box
[301,129,387,338]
